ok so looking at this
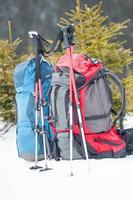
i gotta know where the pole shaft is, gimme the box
[67,47,89,163]
[38,78,48,168]
[67,48,74,175]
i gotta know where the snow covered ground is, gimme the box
[0,115,133,200]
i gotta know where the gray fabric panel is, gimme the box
[85,78,113,133]
[57,132,82,160]
[50,86,58,121]
[52,71,69,86]
[51,70,69,130]
[52,71,85,88]
[56,86,69,129]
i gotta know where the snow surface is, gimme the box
[0,116,133,200]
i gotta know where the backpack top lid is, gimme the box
[56,53,102,77]
[14,57,52,93]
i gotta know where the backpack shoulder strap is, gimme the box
[105,70,126,129]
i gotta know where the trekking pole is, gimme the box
[60,26,73,176]
[28,31,43,170]
[28,31,52,171]
[62,25,90,173]
[37,52,52,172]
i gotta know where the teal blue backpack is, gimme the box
[14,57,55,161]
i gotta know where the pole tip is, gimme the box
[67,172,74,177]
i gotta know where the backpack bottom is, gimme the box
[74,127,126,159]
[20,153,44,162]
[57,132,82,160]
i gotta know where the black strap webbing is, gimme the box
[85,112,111,121]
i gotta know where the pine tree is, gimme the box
[57,0,133,112]
[0,22,27,122]
[123,75,133,112]
[59,0,133,73]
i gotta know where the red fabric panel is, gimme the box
[56,54,102,77]
[85,127,126,153]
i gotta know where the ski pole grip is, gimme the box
[28,31,38,38]
[62,26,70,48]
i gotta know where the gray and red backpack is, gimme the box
[50,53,126,159]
